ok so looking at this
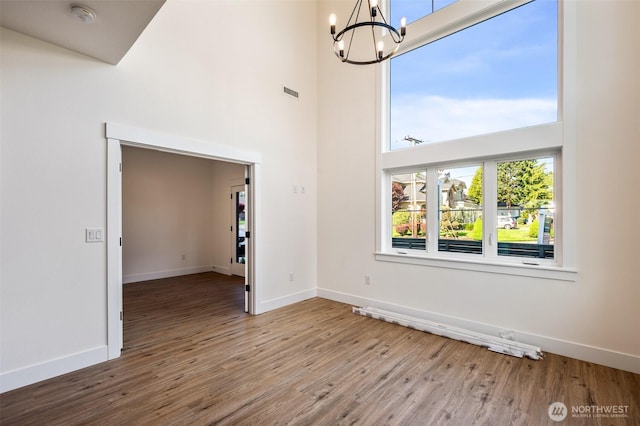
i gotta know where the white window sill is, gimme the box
[375,251,577,281]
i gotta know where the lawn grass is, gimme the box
[410,225,541,242]
[438,225,536,242]
[497,226,534,242]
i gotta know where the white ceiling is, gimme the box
[0,0,166,65]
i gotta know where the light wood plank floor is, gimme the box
[1,272,638,425]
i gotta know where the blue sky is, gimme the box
[389,0,558,149]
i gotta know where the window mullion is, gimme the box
[483,161,498,259]
[380,171,392,252]
[426,168,439,253]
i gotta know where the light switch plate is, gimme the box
[86,228,104,243]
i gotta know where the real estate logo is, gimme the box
[548,402,630,422]
[548,402,568,422]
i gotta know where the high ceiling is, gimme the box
[0,0,166,64]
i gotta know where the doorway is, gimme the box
[107,123,261,360]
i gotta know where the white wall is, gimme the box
[0,0,318,391]
[316,0,639,372]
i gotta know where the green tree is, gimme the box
[529,219,539,238]
[471,216,483,240]
[497,160,552,208]
[392,211,411,237]
[392,211,411,226]
[520,163,553,209]
[468,167,483,205]
[440,206,457,238]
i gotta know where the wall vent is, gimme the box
[283,86,299,99]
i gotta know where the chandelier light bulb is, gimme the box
[370,0,378,17]
[377,41,384,60]
[329,13,337,34]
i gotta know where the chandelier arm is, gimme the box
[344,0,366,62]
[345,19,356,62]
[346,0,363,30]
[376,5,404,43]
[389,31,404,43]
[334,43,400,65]
[333,21,402,42]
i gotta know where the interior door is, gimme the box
[230,185,246,277]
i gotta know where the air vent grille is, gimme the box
[283,86,299,99]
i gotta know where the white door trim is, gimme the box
[106,122,262,359]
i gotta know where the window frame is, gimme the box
[376,0,577,281]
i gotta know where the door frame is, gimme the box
[106,122,261,360]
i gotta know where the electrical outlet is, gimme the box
[364,275,371,286]
[181,254,186,261]
[289,272,294,282]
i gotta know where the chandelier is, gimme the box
[329,0,406,65]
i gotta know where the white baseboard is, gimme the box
[211,264,231,276]
[1,346,108,393]
[317,288,640,374]
[123,265,214,284]
[257,288,317,314]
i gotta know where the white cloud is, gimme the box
[390,95,557,149]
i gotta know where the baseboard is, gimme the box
[211,264,231,276]
[123,265,214,284]
[1,346,108,393]
[317,288,640,374]
[257,288,317,314]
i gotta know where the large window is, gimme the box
[378,0,575,279]
[389,157,555,262]
[390,0,557,150]
[390,0,458,25]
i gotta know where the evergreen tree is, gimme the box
[497,160,552,208]
[467,161,552,209]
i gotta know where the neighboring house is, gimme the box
[392,173,426,213]
[439,178,480,225]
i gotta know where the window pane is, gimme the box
[236,190,246,264]
[390,0,558,150]
[438,165,482,254]
[391,171,426,250]
[390,0,458,25]
[496,157,554,259]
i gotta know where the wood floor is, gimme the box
[1,273,638,425]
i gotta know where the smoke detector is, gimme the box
[70,4,96,24]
